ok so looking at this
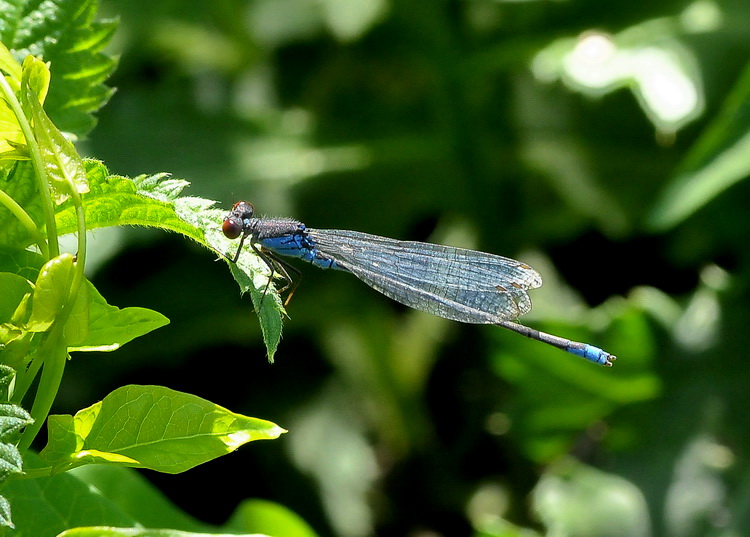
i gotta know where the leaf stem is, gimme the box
[0,177,48,256]
[0,66,59,259]
[16,193,88,453]
[10,345,42,404]
[16,467,53,480]
[67,186,87,280]
[17,326,67,453]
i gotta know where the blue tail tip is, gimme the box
[571,345,616,367]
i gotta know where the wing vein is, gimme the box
[309,229,542,324]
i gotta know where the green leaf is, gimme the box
[0,272,33,323]
[174,198,285,361]
[3,453,138,536]
[0,247,44,280]
[63,277,91,345]
[0,495,12,529]
[0,442,23,482]
[26,253,77,332]
[532,458,650,537]
[40,384,286,474]
[68,280,169,352]
[0,323,32,371]
[0,0,118,137]
[226,261,284,363]
[70,465,211,533]
[649,58,750,230]
[226,499,320,537]
[473,519,544,537]
[19,53,50,107]
[2,156,282,360]
[0,403,33,442]
[0,40,21,80]
[1,251,163,352]
[0,365,16,401]
[0,163,47,249]
[0,42,24,159]
[54,164,284,360]
[70,466,318,537]
[22,55,88,204]
[54,163,203,241]
[0,406,31,529]
[132,173,191,201]
[58,528,272,537]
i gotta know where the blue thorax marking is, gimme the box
[254,221,339,270]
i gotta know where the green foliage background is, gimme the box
[35,0,750,536]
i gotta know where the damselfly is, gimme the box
[222,201,615,366]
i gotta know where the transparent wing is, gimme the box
[309,228,542,324]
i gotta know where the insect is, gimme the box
[223,201,615,366]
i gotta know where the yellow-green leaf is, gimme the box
[41,385,286,475]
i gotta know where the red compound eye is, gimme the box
[222,217,242,239]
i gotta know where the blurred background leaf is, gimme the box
[48,0,750,535]
[649,59,750,230]
[0,0,118,137]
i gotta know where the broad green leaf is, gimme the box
[226,499,320,537]
[0,272,33,322]
[0,0,117,137]
[0,41,24,161]
[532,458,650,537]
[132,173,191,201]
[54,163,202,241]
[68,280,169,352]
[71,467,314,537]
[174,200,284,363]
[3,453,137,537]
[0,57,25,159]
[649,58,750,230]
[0,247,44,282]
[58,528,272,537]
[22,55,88,204]
[70,465,212,533]
[63,278,91,345]
[0,41,21,81]
[40,384,286,474]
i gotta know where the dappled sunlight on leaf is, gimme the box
[532,14,705,134]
